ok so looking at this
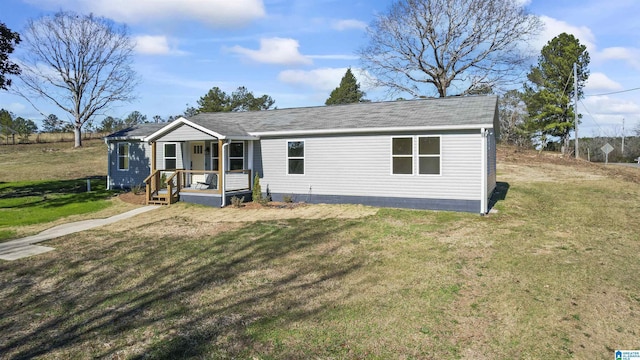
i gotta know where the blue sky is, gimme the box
[1,0,639,137]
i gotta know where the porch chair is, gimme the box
[192,173,215,190]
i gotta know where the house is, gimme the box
[104,95,499,213]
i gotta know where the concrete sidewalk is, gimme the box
[0,205,159,261]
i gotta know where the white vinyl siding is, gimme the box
[259,131,482,201]
[287,140,305,175]
[117,143,129,170]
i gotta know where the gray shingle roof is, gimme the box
[105,123,167,139]
[188,95,498,137]
[107,95,498,140]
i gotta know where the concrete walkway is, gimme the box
[0,206,160,261]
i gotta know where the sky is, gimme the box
[0,0,639,137]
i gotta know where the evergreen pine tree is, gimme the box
[325,68,366,105]
[522,33,589,154]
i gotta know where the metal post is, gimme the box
[574,63,579,159]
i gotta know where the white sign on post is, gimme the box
[601,143,614,164]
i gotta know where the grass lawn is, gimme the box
[0,148,639,358]
[0,178,115,241]
[0,140,118,241]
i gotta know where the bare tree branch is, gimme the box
[359,0,542,98]
[13,11,138,147]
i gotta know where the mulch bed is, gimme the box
[117,192,147,205]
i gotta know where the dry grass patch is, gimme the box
[0,139,106,182]
[1,145,640,358]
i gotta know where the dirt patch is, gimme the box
[497,145,640,184]
[118,192,146,205]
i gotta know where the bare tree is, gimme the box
[359,0,542,98]
[14,11,137,147]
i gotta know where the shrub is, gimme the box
[131,184,144,195]
[230,196,244,208]
[282,194,294,203]
[252,173,262,203]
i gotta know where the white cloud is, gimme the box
[332,19,367,31]
[229,38,312,66]
[134,35,185,55]
[585,96,640,115]
[585,73,623,92]
[598,47,640,69]
[25,0,266,28]
[536,16,596,52]
[308,54,359,61]
[278,67,375,91]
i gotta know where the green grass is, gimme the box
[0,178,114,241]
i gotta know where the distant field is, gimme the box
[0,139,107,182]
[0,139,125,241]
[0,131,107,145]
[0,146,639,358]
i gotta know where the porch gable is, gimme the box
[154,123,217,142]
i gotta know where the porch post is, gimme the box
[151,141,156,172]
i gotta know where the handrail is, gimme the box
[144,168,251,205]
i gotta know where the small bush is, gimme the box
[230,196,244,208]
[252,173,262,203]
[131,184,144,195]
[282,194,294,203]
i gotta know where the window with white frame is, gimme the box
[287,141,304,174]
[164,143,177,170]
[418,136,441,175]
[392,137,413,174]
[229,142,244,170]
[211,142,219,171]
[117,143,129,170]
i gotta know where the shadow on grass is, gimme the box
[0,218,363,359]
[0,176,113,208]
[488,181,510,211]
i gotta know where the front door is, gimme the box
[190,142,205,185]
[191,142,205,170]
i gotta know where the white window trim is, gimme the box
[228,141,244,170]
[164,143,178,170]
[286,140,305,175]
[117,142,129,171]
[417,135,442,176]
[390,136,414,175]
[210,141,219,171]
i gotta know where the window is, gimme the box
[229,142,244,170]
[117,143,129,170]
[211,142,219,171]
[193,144,203,154]
[287,141,304,174]
[392,137,413,174]
[164,143,177,170]
[418,136,440,175]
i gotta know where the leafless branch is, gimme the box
[13,11,138,147]
[359,0,542,98]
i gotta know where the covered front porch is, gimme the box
[142,119,257,206]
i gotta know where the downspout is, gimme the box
[220,140,230,207]
[480,128,487,215]
[104,138,111,190]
